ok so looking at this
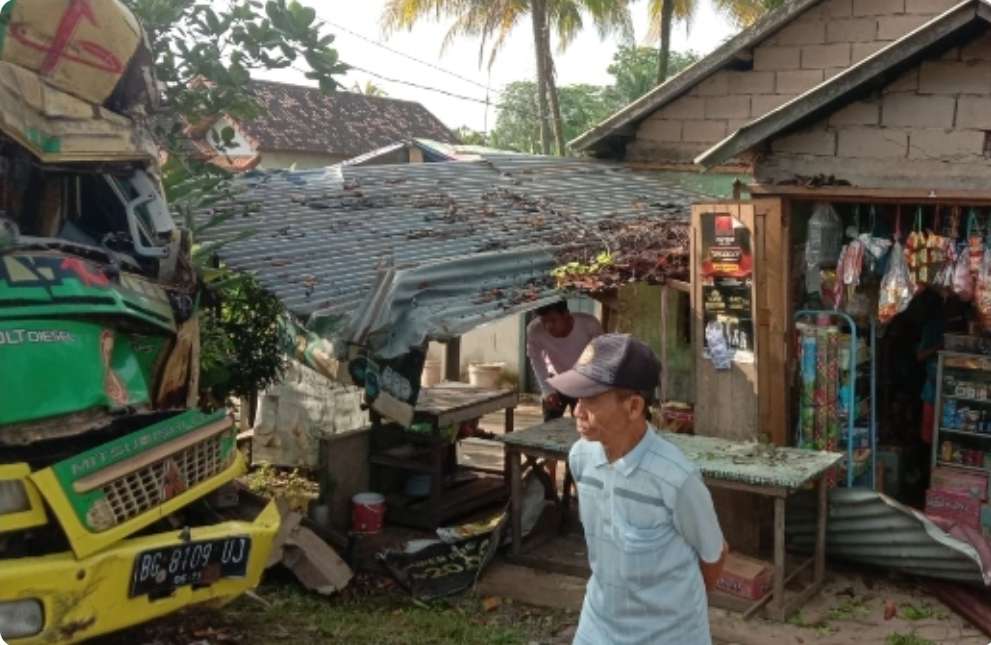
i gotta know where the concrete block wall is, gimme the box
[627,0,959,163]
[757,28,991,189]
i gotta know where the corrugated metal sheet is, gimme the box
[197,155,706,356]
[348,248,558,359]
[788,488,989,585]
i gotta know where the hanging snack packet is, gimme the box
[976,249,991,330]
[839,239,865,288]
[954,242,974,301]
[879,240,915,324]
[934,240,957,289]
[968,210,983,274]
[906,228,925,285]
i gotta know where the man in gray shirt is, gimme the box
[549,334,727,644]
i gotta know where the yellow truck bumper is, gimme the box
[0,499,280,644]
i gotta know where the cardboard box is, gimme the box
[715,553,773,601]
[926,489,982,529]
[931,466,989,500]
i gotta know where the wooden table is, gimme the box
[497,418,842,622]
[370,382,518,529]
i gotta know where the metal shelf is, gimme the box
[936,461,989,474]
[795,310,876,489]
[934,351,991,474]
[941,394,991,405]
[938,428,991,440]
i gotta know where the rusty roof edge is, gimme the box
[695,0,983,168]
[568,0,823,154]
[339,247,559,360]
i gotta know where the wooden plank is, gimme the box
[777,198,793,448]
[444,338,461,381]
[692,202,759,441]
[510,448,523,556]
[755,207,771,442]
[771,497,787,622]
[749,183,991,204]
[434,395,518,427]
[735,203,759,441]
[756,197,789,447]
[660,286,670,403]
[815,474,828,585]
[704,478,789,498]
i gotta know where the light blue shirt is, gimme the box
[569,426,725,645]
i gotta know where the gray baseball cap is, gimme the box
[548,333,661,399]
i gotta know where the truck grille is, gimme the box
[86,430,234,532]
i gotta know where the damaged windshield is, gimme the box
[0,147,174,275]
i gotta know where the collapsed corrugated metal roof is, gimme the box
[198,154,705,323]
[789,488,991,586]
[197,154,706,422]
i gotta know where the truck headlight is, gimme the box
[0,599,44,638]
[0,480,29,515]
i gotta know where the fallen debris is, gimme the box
[482,596,503,612]
[378,516,505,601]
[267,501,353,595]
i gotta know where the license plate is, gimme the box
[130,536,251,597]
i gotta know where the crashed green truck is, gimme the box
[0,3,278,643]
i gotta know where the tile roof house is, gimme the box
[570,0,962,168]
[191,79,458,172]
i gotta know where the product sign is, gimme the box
[700,213,753,278]
[700,213,755,365]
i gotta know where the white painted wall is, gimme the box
[426,297,602,392]
[259,150,346,170]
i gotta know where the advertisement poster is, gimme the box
[700,213,755,365]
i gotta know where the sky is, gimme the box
[255,0,740,133]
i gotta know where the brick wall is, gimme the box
[755,28,991,189]
[626,0,960,163]
[252,359,369,468]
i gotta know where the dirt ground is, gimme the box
[101,564,988,645]
[708,571,988,645]
[102,571,578,645]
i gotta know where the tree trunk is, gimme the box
[541,20,566,156]
[657,0,675,84]
[530,1,551,155]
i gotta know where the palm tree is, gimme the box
[383,0,631,156]
[649,0,784,84]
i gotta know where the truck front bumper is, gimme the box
[0,498,279,644]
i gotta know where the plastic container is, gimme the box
[351,492,385,534]
[468,362,504,389]
[421,360,442,387]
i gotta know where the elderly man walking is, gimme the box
[549,334,728,645]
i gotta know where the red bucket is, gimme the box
[351,492,385,534]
